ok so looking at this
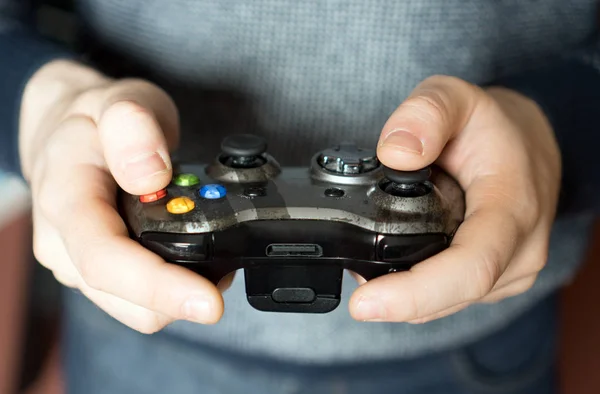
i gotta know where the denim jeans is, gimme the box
[62,289,559,394]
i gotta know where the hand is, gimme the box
[349,75,561,323]
[19,60,225,333]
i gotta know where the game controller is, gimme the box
[118,134,465,313]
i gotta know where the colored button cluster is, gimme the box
[138,172,228,215]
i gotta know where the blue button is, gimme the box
[199,184,227,199]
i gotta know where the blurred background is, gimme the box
[0,171,63,394]
[2,1,600,394]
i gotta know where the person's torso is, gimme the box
[73,0,597,362]
[78,0,597,163]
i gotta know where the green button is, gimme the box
[173,173,200,187]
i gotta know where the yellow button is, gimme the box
[166,197,195,214]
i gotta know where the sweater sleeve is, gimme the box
[491,36,600,218]
[0,0,75,178]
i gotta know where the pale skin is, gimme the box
[19,59,561,332]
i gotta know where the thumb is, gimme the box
[95,79,180,195]
[377,75,481,170]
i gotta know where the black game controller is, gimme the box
[118,134,465,313]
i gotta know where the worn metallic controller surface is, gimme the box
[119,135,465,313]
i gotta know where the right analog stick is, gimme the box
[382,166,431,185]
[381,165,432,197]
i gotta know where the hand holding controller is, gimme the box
[119,134,465,313]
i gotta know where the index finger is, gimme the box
[41,116,224,324]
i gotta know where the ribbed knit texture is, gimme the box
[77,0,599,167]
[1,0,599,363]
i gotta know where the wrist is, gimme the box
[19,59,110,180]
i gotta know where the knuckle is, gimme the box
[41,125,79,163]
[76,250,104,291]
[404,92,449,125]
[518,184,541,229]
[479,186,535,232]
[530,251,549,273]
[522,207,540,232]
[469,250,503,300]
[101,79,179,146]
[135,314,168,335]
[36,183,61,222]
[105,99,154,124]
[32,235,54,270]
[32,229,80,288]
[469,278,494,301]
[518,276,537,293]
[53,270,79,288]
[423,74,483,101]
[136,326,160,335]
[106,78,168,106]
[498,277,538,300]
[528,246,549,275]
[66,83,111,116]
[32,133,85,222]
[31,220,62,267]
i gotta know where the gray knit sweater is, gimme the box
[1,0,599,363]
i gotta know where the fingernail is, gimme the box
[380,129,423,155]
[182,296,213,323]
[354,296,386,321]
[124,151,169,182]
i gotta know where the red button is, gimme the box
[139,189,167,203]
